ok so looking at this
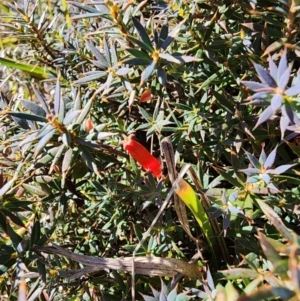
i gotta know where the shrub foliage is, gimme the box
[1,0,300,300]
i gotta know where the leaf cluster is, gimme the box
[1,0,300,300]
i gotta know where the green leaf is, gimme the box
[32,87,50,114]
[34,128,56,157]
[6,222,23,248]
[127,36,154,53]
[21,99,46,117]
[49,144,65,174]
[140,61,156,86]
[76,97,93,124]
[54,78,64,122]
[126,48,151,60]
[103,35,112,67]
[86,41,109,68]
[161,19,186,50]
[79,145,100,176]
[30,217,41,245]
[62,148,73,177]
[256,199,294,242]
[221,268,259,279]
[0,259,16,275]
[122,57,152,66]
[157,67,167,86]
[158,25,168,49]
[5,112,47,123]
[73,71,107,85]
[0,57,54,79]
[0,209,25,228]
[22,184,47,196]
[132,17,154,52]
[213,166,243,188]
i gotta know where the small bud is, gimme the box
[85,118,94,132]
[140,89,151,102]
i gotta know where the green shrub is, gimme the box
[1,0,300,300]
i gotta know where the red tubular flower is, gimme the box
[120,134,162,178]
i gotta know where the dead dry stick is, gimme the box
[33,244,203,280]
[131,163,191,301]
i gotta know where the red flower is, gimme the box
[140,89,152,102]
[120,134,162,178]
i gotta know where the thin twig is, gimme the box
[131,163,191,301]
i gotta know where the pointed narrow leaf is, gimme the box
[271,94,282,112]
[126,48,151,60]
[221,268,259,279]
[132,17,153,52]
[161,19,185,50]
[244,151,261,169]
[278,66,291,90]
[32,87,50,114]
[49,144,65,174]
[241,81,269,91]
[267,164,295,174]
[140,294,156,301]
[154,30,159,49]
[21,100,46,117]
[253,63,277,87]
[54,78,64,122]
[6,112,47,123]
[10,115,30,130]
[253,106,273,129]
[159,53,181,64]
[256,199,293,242]
[103,36,111,67]
[62,131,72,147]
[268,56,278,79]
[239,168,260,176]
[285,84,300,96]
[73,71,107,84]
[76,98,93,124]
[280,116,289,139]
[209,209,223,220]
[259,147,267,165]
[260,173,271,184]
[167,285,177,301]
[0,179,14,197]
[213,166,243,187]
[277,49,288,83]
[115,68,130,76]
[258,232,281,263]
[62,148,73,176]
[158,25,168,48]
[34,128,56,157]
[79,145,100,176]
[264,147,277,169]
[22,183,47,196]
[157,67,167,86]
[140,61,156,86]
[122,57,152,66]
[20,131,39,155]
[63,110,81,125]
[1,210,25,228]
[127,36,154,53]
[86,42,108,68]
